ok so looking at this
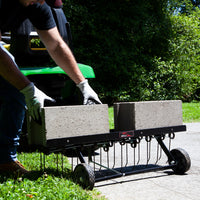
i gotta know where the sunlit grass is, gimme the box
[108,107,114,129]
[0,152,106,200]
[109,102,200,126]
[182,102,200,123]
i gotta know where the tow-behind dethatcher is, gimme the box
[1,1,190,190]
[24,100,191,190]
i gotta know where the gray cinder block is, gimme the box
[114,100,183,131]
[27,104,109,146]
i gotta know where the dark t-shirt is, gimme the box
[0,0,56,32]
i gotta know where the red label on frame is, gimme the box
[119,131,134,138]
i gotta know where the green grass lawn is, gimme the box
[182,102,200,123]
[0,153,105,200]
[109,102,200,128]
[0,102,199,199]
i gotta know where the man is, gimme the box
[0,0,101,176]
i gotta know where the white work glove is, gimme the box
[77,79,102,105]
[20,82,55,121]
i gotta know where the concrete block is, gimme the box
[27,104,109,146]
[114,100,183,131]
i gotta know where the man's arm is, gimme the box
[37,26,102,104]
[0,38,30,90]
[0,31,55,120]
[37,27,85,84]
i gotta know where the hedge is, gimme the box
[62,0,200,104]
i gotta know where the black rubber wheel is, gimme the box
[170,148,191,174]
[73,163,95,190]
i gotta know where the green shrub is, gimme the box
[63,0,171,104]
[166,10,200,101]
[62,1,200,103]
[136,10,200,102]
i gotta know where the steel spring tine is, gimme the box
[161,134,165,140]
[71,156,73,171]
[155,142,160,164]
[23,152,25,166]
[130,138,137,148]
[42,153,44,172]
[125,143,129,167]
[146,142,149,165]
[109,141,114,147]
[169,132,175,139]
[136,137,141,144]
[107,149,109,169]
[131,142,137,148]
[93,150,95,172]
[57,154,59,174]
[146,139,151,165]
[137,142,141,165]
[100,147,102,170]
[149,138,152,164]
[133,147,136,166]
[43,153,45,172]
[103,143,109,152]
[145,135,152,143]
[40,152,42,171]
[112,143,116,169]
[155,135,163,164]
[121,143,123,170]
[168,136,171,151]
[61,154,64,176]
[158,141,162,162]
[168,132,175,151]
[88,149,91,164]
[145,136,152,165]
[71,157,73,171]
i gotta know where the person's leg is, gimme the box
[0,76,26,163]
[0,44,29,175]
[0,76,29,176]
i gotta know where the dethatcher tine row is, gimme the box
[38,125,191,190]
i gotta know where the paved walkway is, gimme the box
[95,123,200,200]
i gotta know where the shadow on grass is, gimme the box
[0,167,74,183]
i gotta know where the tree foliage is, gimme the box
[62,0,200,104]
[63,0,172,104]
[168,0,200,14]
[135,8,200,102]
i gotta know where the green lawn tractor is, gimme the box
[1,0,96,106]
[1,0,96,151]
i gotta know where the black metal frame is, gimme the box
[46,125,185,150]
[38,125,186,183]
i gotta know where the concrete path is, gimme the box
[95,123,200,200]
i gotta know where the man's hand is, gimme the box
[77,79,102,105]
[20,82,55,120]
